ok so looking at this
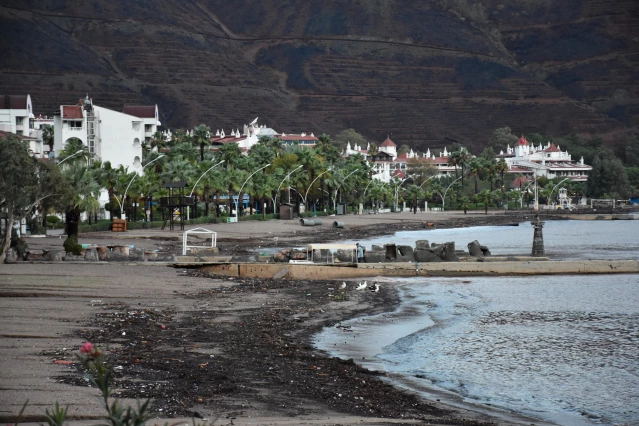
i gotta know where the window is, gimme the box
[15,117,23,125]
[132,122,141,131]
[69,121,82,129]
[145,124,152,133]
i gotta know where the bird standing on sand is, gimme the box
[341,282,347,289]
[370,283,380,293]
[356,281,367,290]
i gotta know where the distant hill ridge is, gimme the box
[1,0,636,151]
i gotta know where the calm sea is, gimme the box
[315,221,639,425]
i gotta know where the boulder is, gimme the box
[154,252,177,262]
[396,245,414,262]
[439,242,459,262]
[26,250,46,261]
[45,250,66,262]
[144,251,158,261]
[431,242,441,248]
[129,247,145,261]
[290,250,308,260]
[109,245,130,256]
[96,246,109,261]
[468,240,484,257]
[4,248,19,263]
[64,253,85,261]
[335,249,354,262]
[84,248,99,262]
[372,244,384,252]
[480,245,492,256]
[363,252,385,263]
[273,252,288,262]
[415,240,430,250]
[107,251,130,261]
[414,248,439,262]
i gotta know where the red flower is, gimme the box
[80,342,94,354]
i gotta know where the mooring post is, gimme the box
[531,213,545,256]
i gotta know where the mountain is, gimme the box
[1,0,637,152]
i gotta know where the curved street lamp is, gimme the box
[274,164,303,211]
[189,160,225,198]
[56,149,85,165]
[332,168,360,210]
[547,177,570,208]
[120,155,165,220]
[302,168,331,206]
[419,175,438,188]
[392,177,408,212]
[235,163,270,222]
[441,175,462,212]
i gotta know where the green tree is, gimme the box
[488,126,518,152]
[586,150,630,198]
[0,135,45,263]
[334,128,367,152]
[404,185,424,214]
[193,124,211,162]
[42,125,54,154]
[459,196,471,214]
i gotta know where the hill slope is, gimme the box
[1,0,636,152]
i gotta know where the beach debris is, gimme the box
[54,360,73,365]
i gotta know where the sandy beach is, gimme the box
[1,212,575,425]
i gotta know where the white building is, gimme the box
[0,94,49,157]
[500,136,591,182]
[53,96,160,170]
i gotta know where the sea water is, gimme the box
[340,220,639,260]
[315,221,639,425]
[315,275,639,425]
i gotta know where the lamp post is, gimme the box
[302,168,331,208]
[547,177,570,208]
[518,176,540,208]
[332,168,360,211]
[186,159,225,220]
[392,177,408,212]
[56,149,85,165]
[235,163,270,222]
[441,175,462,212]
[121,155,165,220]
[419,175,438,188]
[273,165,303,213]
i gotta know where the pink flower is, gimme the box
[80,342,94,354]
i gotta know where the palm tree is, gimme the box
[495,159,509,189]
[95,161,125,221]
[133,169,161,222]
[477,189,493,214]
[42,125,54,154]
[405,185,424,214]
[460,196,471,214]
[468,158,484,195]
[162,156,195,183]
[60,161,101,237]
[193,124,211,162]
[219,143,243,169]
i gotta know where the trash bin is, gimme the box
[337,203,346,215]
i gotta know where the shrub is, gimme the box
[63,235,82,255]
[46,215,61,225]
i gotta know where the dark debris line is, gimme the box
[50,274,492,424]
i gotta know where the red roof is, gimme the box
[123,105,156,118]
[544,143,561,153]
[62,106,83,119]
[517,136,529,146]
[380,137,396,147]
[392,169,406,178]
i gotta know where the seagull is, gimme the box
[370,283,380,293]
[356,281,367,290]
[340,282,347,289]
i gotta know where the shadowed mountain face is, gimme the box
[1,0,636,151]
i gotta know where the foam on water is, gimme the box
[315,275,639,425]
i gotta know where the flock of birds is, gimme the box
[343,280,380,293]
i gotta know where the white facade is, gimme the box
[0,94,33,135]
[53,96,160,170]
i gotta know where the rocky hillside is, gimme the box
[1,0,636,152]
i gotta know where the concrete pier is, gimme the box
[191,259,639,280]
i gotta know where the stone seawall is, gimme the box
[194,260,639,280]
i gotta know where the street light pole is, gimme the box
[333,168,359,211]
[274,165,303,213]
[547,177,570,208]
[442,175,462,212]
[56,149,85,165]
[189,160,225,198]
[392,178,408,212]
[303,168,331,207]
[235,163,270,222]
[419,175,437,188]
[121,155,165,220]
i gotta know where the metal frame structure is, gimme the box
[182,227,217,255]
[160,182,194,230]
[306,243,357,264]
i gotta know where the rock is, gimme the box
[64,253,85,261]
[440,242,459,262]
[107,252,130,261]
[84,248,99,262]
[281,249,291,256]
[5,248,19,263]
[154,253,177,262]
[26,250,46,261]
[144,251,158,261]
[455,250,467,257]
[396,245,414,262]
[96,246,109,261]
[431,242,440,248]
[335,249,354,262]
[414,248,439,262]
[468,240,484,257]
[45,250,66,262]
[363,252,385,263]
[273,252,288,262]
[371,244,384,252]
[480,245,492,256]
[129,247,145,261]
[415,240,430,250]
